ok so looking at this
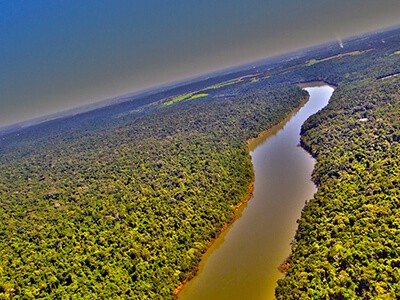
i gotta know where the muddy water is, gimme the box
[178,86,334,300]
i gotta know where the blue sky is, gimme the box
[1,0,400,127]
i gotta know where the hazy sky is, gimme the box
[1,0,400,127]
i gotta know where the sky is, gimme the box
[1,0,400,127]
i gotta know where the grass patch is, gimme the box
[163,93,193,106]
[162,73,260,107]
[203,74,261,91]
[305,51,365,66]
[203,78,242,91]
[162,93,209,107]
[189,93,208,100]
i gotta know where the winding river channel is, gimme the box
[178,85,334,299]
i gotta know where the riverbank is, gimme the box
[177,85,334,300]
[248,95,310,150]
[175,93,311,299]
[173,179,255,299]
[277,80,400,298]
[296,80,337,89]
[278,85,337,275]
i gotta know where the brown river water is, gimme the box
[178,85,334,300]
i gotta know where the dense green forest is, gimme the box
[276,76,400,299]
[275,35,400,298]
[1,27,400,299]
[0,79,306,298]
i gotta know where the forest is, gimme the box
[0,78,306,298]
[276,75,400,299]
[0,27,399,299]
[275,32,400,298]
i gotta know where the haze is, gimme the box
[1,0,400,127]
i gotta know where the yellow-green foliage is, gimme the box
[0,83,305,299]
[162,93,208,106]
[305,51,365,66]
[2,29,400,299]
[276,78,400,299]
[163,93,193,106]
[162,74,259,107]
[189,93,208,100]
[203,78,242,91]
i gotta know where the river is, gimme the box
[178,85,334,300]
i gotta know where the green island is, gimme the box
[0,27,399,299]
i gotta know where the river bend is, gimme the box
[179,85,334,300]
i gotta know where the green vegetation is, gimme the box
[162,93,193,106]
[188,93,208,100]
[0,82,305,299]
[162,93,208,106]
[202,78,242,90]
[276,76,400,299]
[1,27,400,299]
[162,74,261,107]
[202,74,260,91]
[393,50,400,55]
[305,51,365,66]
[275,41,400,299]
